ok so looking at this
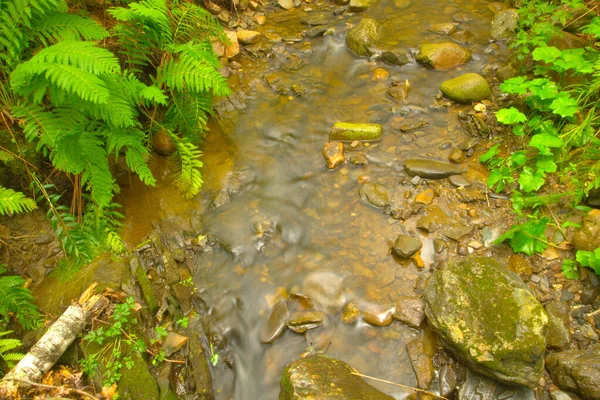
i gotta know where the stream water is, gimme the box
[119,1,509,398]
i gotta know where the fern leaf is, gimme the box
[167,91,212,132]
[139,85,168,106]
[9,102,65,147]
[0,275,43,330]
[126,147,156,186]
[33,13,108,46]
[158,57,230,97]
[0,150,15,163]
[0,186,37,215]
[171,3,227,44]
[170,135,203,199]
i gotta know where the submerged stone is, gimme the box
[416,42,471,71]
[392,235,422,258]
[546,346,600,399]
[345,18,380,57]
[381,50,410,66]
[430,23,456,35]
[279,356,394,399]
[322,141,345,169]
[287,310,326,333]
[359,183,390,207]
[330,122,382,141]
[424,257,548,387]
[349,0,370,12]
[407,329,437,389]
[403,158,464,179]
[441,73,491,103]
[260,300,290,343]
[302,271,345,310]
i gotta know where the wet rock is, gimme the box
[289,293,313,310]
[359,183,390,208]
[545,300,571,350]
[301,13,330,26]
[393,296,425,328]
[287,310,326,333]
[546,346,600,399]
[453,12,474,22]
[449,175,471,187]
[162,332,189,357]
[404,158,464,179]
[488,2,508,14]
[392,235,422,258]
[393,0,411,9]
[458,370,535,400]
[278,0,293,10]
[348,153,368,166]
[118,352,160,400]
[433,238,448,253]
[342,302,360,324]
[349,0,370,12]
[548,30,590,50]
[381,50,410,66]
[440,73,491,104]
[430,23,456,35]
[236,30,261,45]
[572,209,600,251]
[424,257,548,387]
[448,148,465,163]
[322,142,344,169]
[302,271,345,310]
[491,9,519,40]
[34,232,54,245]
[372,68,389,80]
[153,129,177,156]
[406,329,437,389]
[303,27,327,39]
[360,303,394,327]
[224,31,239,58]
[414,189,435,205]
[346,18,380,57]
[441,225,472,241]
[260,300,290,344]
[506,254,532,279]
[416,42,471,71]
[188,334,215,398]
[416,215,437,233]
[279,355,394,399]
[397,121,428,132]
[330,122,382,141]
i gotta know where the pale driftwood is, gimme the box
[0,283,108,396]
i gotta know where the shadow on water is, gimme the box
[120,0,507,398]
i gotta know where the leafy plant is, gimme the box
[0,331,24,371]
[0,265,43,330]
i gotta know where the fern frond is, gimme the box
[9,102,66,147]
[0,150,15,163]
[171,3,227,44]
[166,91,212,133]
[170,135,203,199]
[109,0,172,48]
[111,24,158,73]
[0,274,43,330]
[105,231,125,254]
[158,56,230,97]
[139,85,168,106]
[0,186,37,215]
[125,147,156,186]
[0,331,24,367]
[33,13,109,46]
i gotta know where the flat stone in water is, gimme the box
[404,158,464,179]
[302,271,345,310]
[260,300,290,343]
[303,27,327,39]
[361,303,394,327]
[449,175,471,187]
[441,225,473,241]
[392,234,422,258]
[359,183,390,208]
[287,310,326,333]
[393,296,425,328]
[397,121,429,132]
[279,355,394,399]
[406,329,437,389]
[330,122,382,141]
[416,215,437,232]
[300,13,330,26]
[381,50,410,66]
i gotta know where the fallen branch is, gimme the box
[2,377,99,400]
[351,371,450,400]
[0,283,109,396]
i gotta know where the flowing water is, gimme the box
[120,1,508,398]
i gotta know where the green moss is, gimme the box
[329,122,382,141]
[440,73,491,103]
[118,352,160,400]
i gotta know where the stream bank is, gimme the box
[1,0,600,399]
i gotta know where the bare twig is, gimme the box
[1,377,99,400]
[351,372,450,400]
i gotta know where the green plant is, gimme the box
[0,265,43,330]
[0,331,25,372]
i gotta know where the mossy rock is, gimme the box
[424,257,548,387]
[329,122,382,141]
[279,355,394,399]
[440,73,491,103]
[345,18,380,57]
[119,352,160,400]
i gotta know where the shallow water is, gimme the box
[120,0,508,398]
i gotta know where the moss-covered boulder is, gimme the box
[440,73,491,103]
[119,352,160,400]
[345,18,380,57]
[490,9,519,40]
[424,257,548,387]
[416,42,471,71]
[330,122,382,141]
[279,355,394,399]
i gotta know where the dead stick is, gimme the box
[0,283,108,396]
[351,372,450,400]
[2,377,99,400]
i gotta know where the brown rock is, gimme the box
[260,300,290,343]
[430,23,456,35]
[342,302,360,324]
[225,31,240,58]
[416,42,471,71]
[393,296,425,328]
[407,329,437,389]
[361,303,394,327]
[448,148,465,163]
[236,30,262,45]
[414,189,435,205]
[572,209,600,251]
[153,129,177,156]
[372,68,389,81]
[287,310,326,333]
[322,141,345,169]
[161,332,189,357]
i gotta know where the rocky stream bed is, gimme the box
[2,0,600,399]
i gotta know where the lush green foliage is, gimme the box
[0,265,43,330]
[0,331,25,372]
[0,0,229,265]
[483,0,600,277]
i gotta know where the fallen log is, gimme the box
[0,283,109,396]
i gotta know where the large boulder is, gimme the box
[416,43,471,71]
[490,9,519,40]
[279,355,394,399]
[546,346,600,400]
[346,18,380,57]
[424,257,548,387]
[440,73,491,103]
[572,209,600,251]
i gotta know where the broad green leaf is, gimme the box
[581,17,600,38]
[529,133,564,149]
[528,78,559,100]
[480,144,500,163]
[550,95,579,118]
[532,46,562,63]
[576,248,600,275]
[495,217,550,255]
[510,151,527,167]
[496,107,527,124]
[519,166,545,192]
[536,155,557,173]
[499,76,529,95]
[561,259,580,279]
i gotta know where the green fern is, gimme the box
[0,186,37,215]
[0,331,25,369]
[170,134,203,199]
[0,150,15,163]
[0,266,43,330]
